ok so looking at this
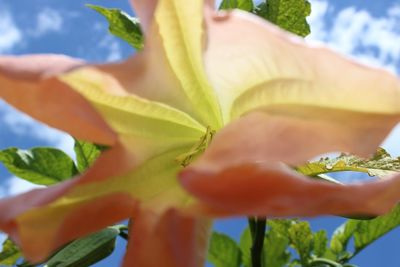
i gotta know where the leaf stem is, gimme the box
[248,217,267,267]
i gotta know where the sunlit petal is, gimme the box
[203,9,400,122]
[137,0,222,127]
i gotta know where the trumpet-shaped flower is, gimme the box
[1,0,400,266]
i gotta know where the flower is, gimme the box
[1,0,400,266]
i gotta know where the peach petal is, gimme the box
[123,208,210,267]
[181,163,400,217]
[0,144,136,262]
[20,193,135,263]
[180,110,400,217]
[190,111,398,173]
[0,55,117,145]
[0,179,77,238]
[0,54,82,80]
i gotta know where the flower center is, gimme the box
[176,126,215,167]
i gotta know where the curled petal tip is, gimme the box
[181,162,400,217]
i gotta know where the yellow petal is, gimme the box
[61,67,206,163]
[203,9,400,121]
[151,0,222,127]
[92,0,223,128]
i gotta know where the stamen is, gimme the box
[176,126,215,167]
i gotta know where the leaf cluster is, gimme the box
[219,0,311,37]
[208,207,400,267]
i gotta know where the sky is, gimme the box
[0,0,400,266]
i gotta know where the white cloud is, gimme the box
[307,2,400,156]
[0,101,75,157]
[307,1,400,73]
[30,8,63,37]
[307,0,330,41]
[0,10,22,53]
[5,176,44,196]
[0,176,43,207]
[0,101,75,199]
[382,124,400,157]
[99,35,123,62]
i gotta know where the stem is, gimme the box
[248,218,257,241]
[248,217,267,267]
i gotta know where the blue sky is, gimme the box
[0,0,400,266]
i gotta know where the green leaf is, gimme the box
[313,230,328,258]
[264,222,291,267]
[329,221,358,261]
[267,220,292,236]
[0,147,78,186]
[297,148,400,178]
[239,228,252,267]
[87,4,144,50]
[207,232,241,267]
[330,205,400,261]
[0,238,21,266]
[255,0,311,37]
[73,140,104,173]
[240,222,291,267]
[219,0,254,11]
[353,206,400,253]
[45,227,120,267]
[288,221,313,265]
